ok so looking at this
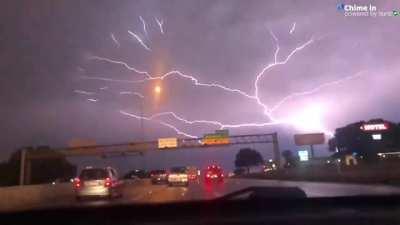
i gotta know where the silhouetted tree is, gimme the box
[0,146,77,186]
[282,150,299,168]
[234,148,264,173]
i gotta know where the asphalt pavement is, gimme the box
[3,178,400,212]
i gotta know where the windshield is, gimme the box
[1,0,400,213]
[79,169,108,180]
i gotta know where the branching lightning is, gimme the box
[87,56,150,77]
[254,29,314,116]
[119,91,145,98]
[87,56,256,99]
[268,71,366,114]
[128,30,151,51]
[289,22,296,34]
[74,90,95,95]
[110,33,120,47]
[120,110,197,138]
[155,17,164,34]
[81,75,146,84]
[79,21,366,138]
[139,16,148,37]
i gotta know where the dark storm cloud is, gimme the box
[1,0,399,167]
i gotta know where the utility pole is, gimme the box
[310,144,315,159]
[139,91,146,170]
[19,149,26,185]
[272,132,281,168]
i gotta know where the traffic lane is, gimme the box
[141,184,188,203]
[71,180,189,206]
[223,178,400,197]
[184,179,229,200]
[1,179,157,212]
[6,178,400,212]
[72,178,400,206]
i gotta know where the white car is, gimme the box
[74,167,123,200]
[168,167,189,186]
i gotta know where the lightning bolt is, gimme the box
[139,16,148,37]
[81,22,364,139]
[120,110,198,138]
[155,17,164,34]
[74,90,95,95]
[289,22,296,34]
[254,29,314,115]
[119,91,145,98]
[128,30,151,51]
[81,75,146,84]
[87,56,150,77]
[110,33,120,47]
[86,27,318,132]
[268,71,366,114]
[87,56,256,99]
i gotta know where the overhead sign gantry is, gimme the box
[20,132,281,185]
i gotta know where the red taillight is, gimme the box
[73,178,81,189]
[104,177,112,187]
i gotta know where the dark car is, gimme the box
[150,169,168,184]
[123,169,148,180]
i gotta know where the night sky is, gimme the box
[1,0,399,172]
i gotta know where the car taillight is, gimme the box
[104,177,112,187]
[73,178,81,189]
[206,173,211,178]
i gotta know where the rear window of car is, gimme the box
[208,168,222,173]
[171,167,187,173]
[80,169,108,180]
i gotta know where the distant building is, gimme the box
[329,119,400,160]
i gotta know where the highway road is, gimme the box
[2,178,400,212]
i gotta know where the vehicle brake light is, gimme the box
[73,178,81,189]
[105,177,112,187]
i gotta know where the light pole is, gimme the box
[140,98,144,141]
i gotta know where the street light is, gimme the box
[154,85,161,94]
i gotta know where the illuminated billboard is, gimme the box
[372,134,382,140]
[360,123,388,131]
[294,133,325,146]
[298,150,309,161]
[158,138,178,149]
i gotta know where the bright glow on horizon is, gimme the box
[286,104,326,133]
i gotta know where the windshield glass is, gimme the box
[1,0,400,213]
[80,169,107,180]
